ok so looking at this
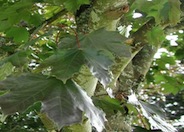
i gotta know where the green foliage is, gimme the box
[51,0,90,12]
[146,52,184,95]
[0,74,106,131]
[156,53,176,69]
[6,27,29,43]
[0,0,33,31]
[79,29,131,87]
[0,0,183,131]
[1,51,29,67]
[161,0,181,25]
[63,0,90,12]
[146,26,165,46]
[38,49,85,82]
[132,0,181,25]
[93,96,127,116]
[128,94,177,132]
[39,28,130,86]
[0,63,14,80]
[0,102,45,132]
[0,74,54,114]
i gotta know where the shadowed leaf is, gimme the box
[0,74,56,114]
[81,28,131,58]
[38,49,85,82]
[80,29,131,87]
[0,74,106,131]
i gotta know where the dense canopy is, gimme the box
[0,0,184,132]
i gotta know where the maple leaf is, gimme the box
[0,74,106,131]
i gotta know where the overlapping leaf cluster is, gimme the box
[38,28,131,86]
[0,0,183,131]
[0,74,106,131]
[132,0,181,25]
[0,26,130,131]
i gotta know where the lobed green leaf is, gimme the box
[44,28,130,87]
[0,74,106,131]
[6,27,30,43]
[146,26,165,46]
[132,0,181,25]
[38,49,85,82]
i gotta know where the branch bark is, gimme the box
[75,0,133,131]
[117,19,160,95]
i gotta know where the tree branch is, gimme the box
[29,9,67,34]
[116,19,157,95]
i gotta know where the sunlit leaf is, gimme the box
[153,74,166,83]
[62,118,92,132]
[161,83,180,95]
[128,93,177,132]
[153,71,183,94]
[83,49,114,87]
[38,112,57,130]
[6,27,29,43]
[140,101,166,119]
[159,53,176,65]
[42,79,106,131]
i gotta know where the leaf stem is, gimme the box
[73,29,80,48]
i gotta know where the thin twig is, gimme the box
[70,28,81,48]
[74,30,80,48]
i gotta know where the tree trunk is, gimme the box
[74,1,134,132]
[72,0,161,131]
